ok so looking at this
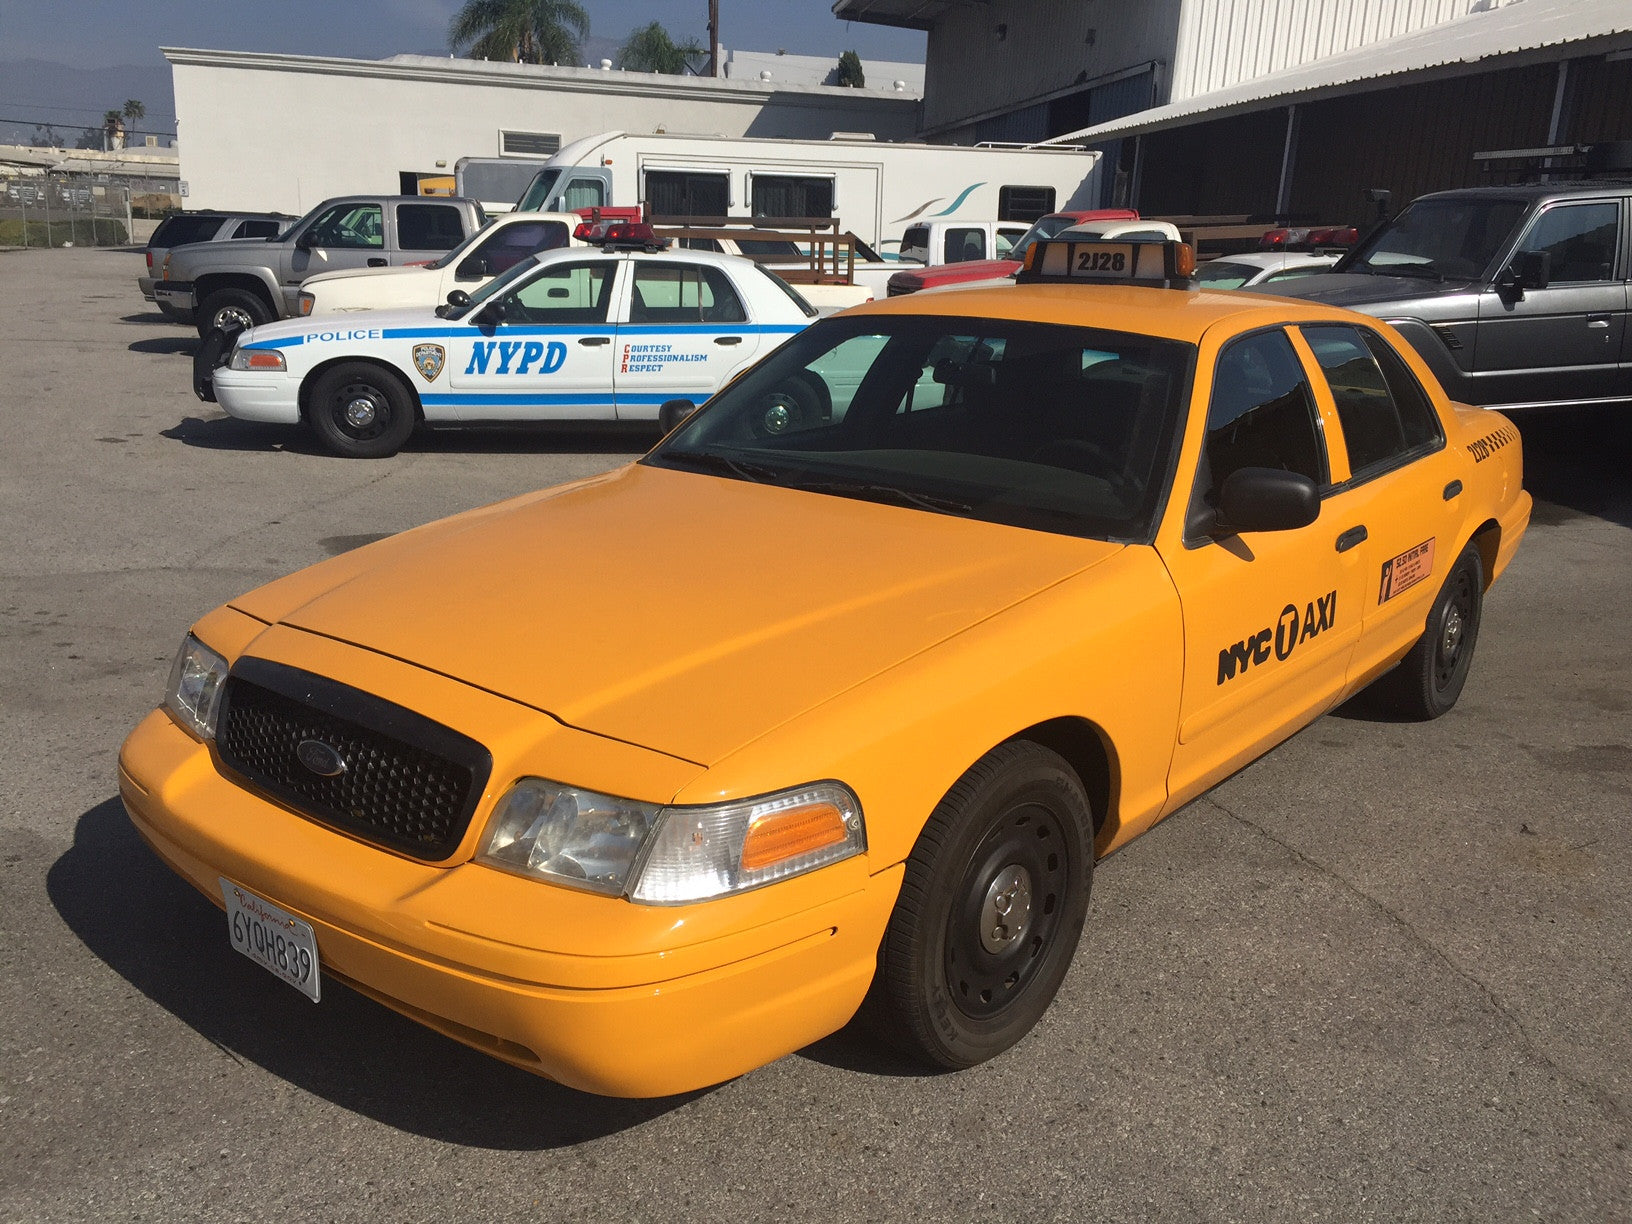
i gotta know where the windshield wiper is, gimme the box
[790,476,974,515]
[658,449,787,485]
[1363,261,1443,281]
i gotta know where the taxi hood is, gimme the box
[230,464,1120,765]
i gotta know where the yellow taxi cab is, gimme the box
[119,238,1531,1098]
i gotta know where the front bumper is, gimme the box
[117,647,898,1097]
[212,367,302,425]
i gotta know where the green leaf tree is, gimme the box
[618,21,704,74]
[836,50,865,88]
[449,0,590,66]
[122,99,146,122]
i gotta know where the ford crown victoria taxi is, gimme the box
[206,231,818,457]
[120,239,1530,1098]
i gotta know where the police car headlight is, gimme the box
[227,348,285,371]
[164,634,228,741]
[478,779,865,903]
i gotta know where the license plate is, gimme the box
[219,878,321,1002]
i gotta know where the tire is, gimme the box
[195,287,272,337]
[1371,539,1484,720]
[306,363,417,459]
[191,326,236,402]
[752,371,826,437]
[866,741,1094,1069]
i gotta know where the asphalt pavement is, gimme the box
[1,247,1627,1223]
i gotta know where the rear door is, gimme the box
[613,260,760,421]
[391,201,470,263]
[1474,196,1628,406]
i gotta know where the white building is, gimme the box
[165,47,923,214]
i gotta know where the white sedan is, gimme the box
[1193,250,1341,290]
[296,211,586,317]
[208,240,820,457]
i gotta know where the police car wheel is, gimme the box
[865,741,1093,1070]
[1374,539,1484,720]
[307,363,417,459]
[196,288,271,338]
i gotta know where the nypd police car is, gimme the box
[206,226,819,457]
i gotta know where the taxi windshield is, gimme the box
[1344,197,1528,282]
[647,315,1193,542]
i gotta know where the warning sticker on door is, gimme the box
[1379,538,1435,604]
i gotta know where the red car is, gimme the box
[884,209,1138,296]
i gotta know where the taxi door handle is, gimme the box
[578,336,611,346]
[1443,480,1464,500]
[714,335,743,346]
[367,258,387,267]
[1335,525,1368,553]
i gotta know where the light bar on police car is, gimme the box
[1016,237,1196,289]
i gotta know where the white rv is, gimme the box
[513,131,1102,258]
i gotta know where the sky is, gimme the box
[0,0,927,70]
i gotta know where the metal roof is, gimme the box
[830,0,959,33]
[1036,0,1632,145]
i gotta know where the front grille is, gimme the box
[215,658,492,861]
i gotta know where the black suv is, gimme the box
[1273,182,1630,412]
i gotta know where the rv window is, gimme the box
[749,175,835,222]
[562,177,606,211]
[645,171,730,221]
[998,185,1056,223]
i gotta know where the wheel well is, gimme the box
[299,357,424,425]
[1469,518,1501,590]
[1005,717,1114,834]
[195,273,275,311]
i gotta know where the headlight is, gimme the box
[164,634,228,740]
[296,291,315,316]
[478,779,865,903]
[228,347,285,371]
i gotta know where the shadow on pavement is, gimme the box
[160,414,656,458]
[49,798,702,1146]
[1514,408,1632,530]
[129,336,197,356]
[122,311,173,325]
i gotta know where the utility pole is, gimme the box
[707,0,721,77]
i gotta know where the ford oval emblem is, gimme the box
[295,739,347,778]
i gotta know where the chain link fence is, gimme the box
[0,170,180,247]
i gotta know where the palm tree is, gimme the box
[618,22,704,74]
[449,0,590,66]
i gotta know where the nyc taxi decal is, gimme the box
[463,340,568,376]
[1379,538,1435,604]
[1466,424,1517,463]
[412,344,445,382]
[621,343,709,373]
[1217,591,1338,686]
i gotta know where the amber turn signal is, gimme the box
[740,801,850,871]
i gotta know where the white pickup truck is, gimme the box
[297,211,585,317]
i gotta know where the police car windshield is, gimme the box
[444,254,545,317]
[647,314,1193,543]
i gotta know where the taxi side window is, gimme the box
[1194,329,1327,516]
[504,261,614,324]
[1300,324,1442,479]
[629,263,747,324]
[305,204,383,250]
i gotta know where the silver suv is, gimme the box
[138,211,287,303]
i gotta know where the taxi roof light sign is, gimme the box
[1017,237,1196,290]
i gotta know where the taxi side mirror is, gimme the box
[658,398,698,435]
[1213,468,1319,535]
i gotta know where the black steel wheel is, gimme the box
[1372,539,1484,720]
[867,740,1093,1069]
[306,362,417,459]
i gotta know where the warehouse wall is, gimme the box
[168,50,921,214]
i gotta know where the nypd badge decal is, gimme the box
[412,343,446,382]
